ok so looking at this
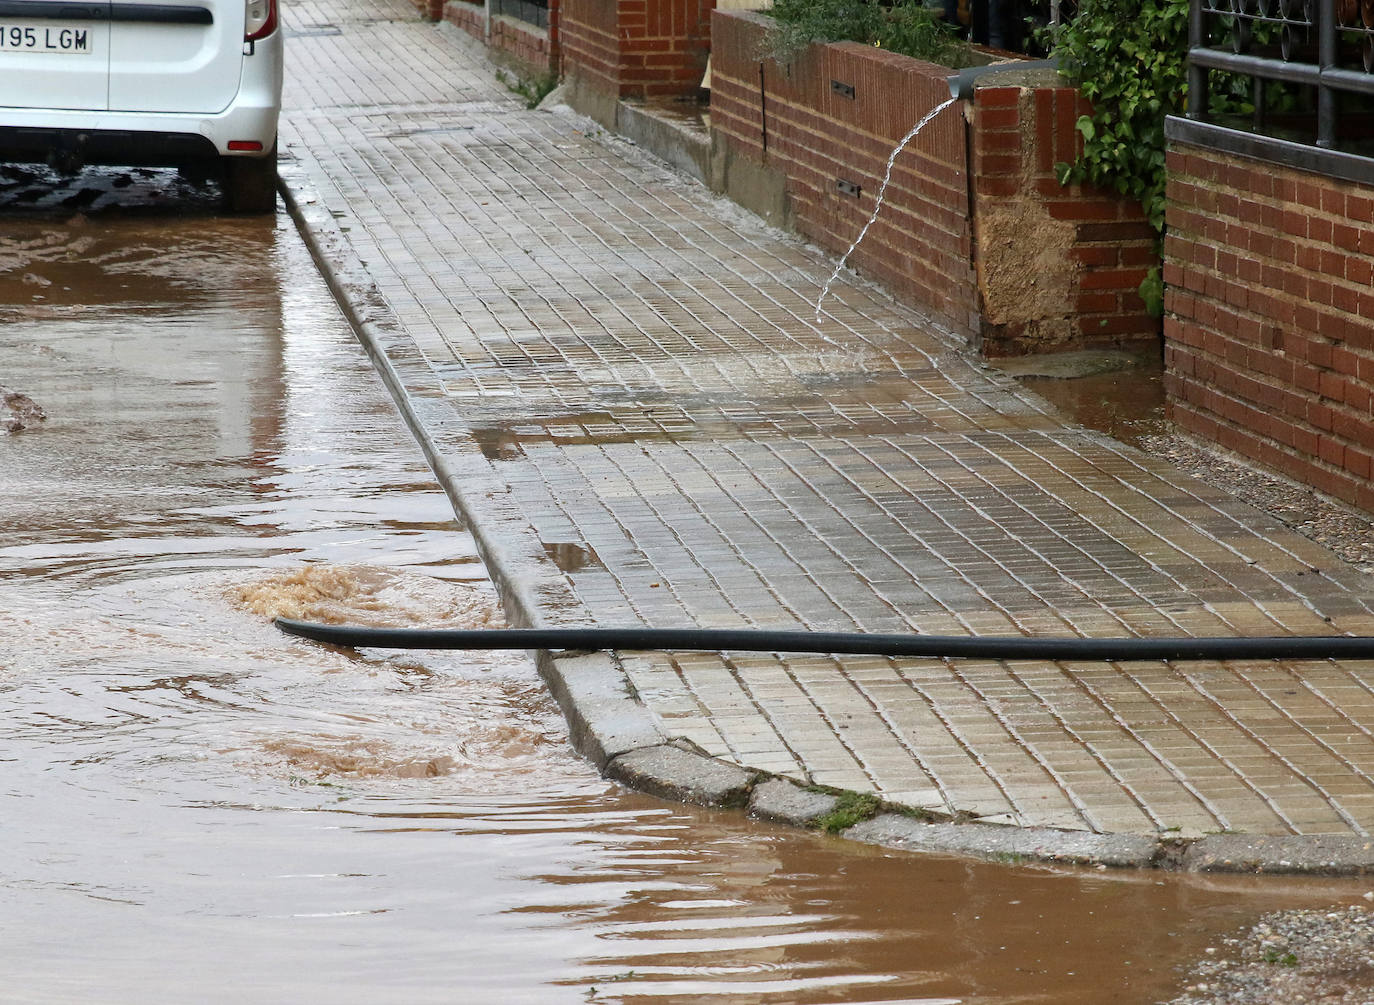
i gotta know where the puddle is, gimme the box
[474,425,526,460]
[544,540,600,573]
[999,346,1169,448]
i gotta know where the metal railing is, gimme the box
[1186,0,1374,149]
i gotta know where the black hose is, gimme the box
[273,618,1374,661]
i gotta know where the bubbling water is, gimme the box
[231,562,502,630]
[257,735,460,779]
[222,564,566,786]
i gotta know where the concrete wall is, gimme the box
[1165,142,1374,511]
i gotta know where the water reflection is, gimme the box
[1,175,1369,1005]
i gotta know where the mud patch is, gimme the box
[253,713,559,783]
[260,734,460,779]
[972,89,1077,347]
[2,384,46,432]
[231,563,502,629]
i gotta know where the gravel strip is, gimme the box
[1166,903,1374,1004]
[1138,431,1374,575]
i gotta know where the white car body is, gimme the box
[0,0,283,208]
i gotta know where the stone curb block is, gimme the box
[845,814,1161,869]
[748,778,840,828]
[614,100,712,187]
[1183,834,1374,875]
[606,745,759,809]
[535,652,663,768]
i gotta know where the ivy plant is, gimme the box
[1053,0,1288,312]
[1052,0,1190,235]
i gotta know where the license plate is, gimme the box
[0,23,93,53]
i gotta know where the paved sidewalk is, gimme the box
[280,0,1374,851]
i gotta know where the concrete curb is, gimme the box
[607,742,759,808]
[748,778,841,828]
[613,99,712,187]
[278,123,1374,878]
[1182,834,1374,875]
[278,158,663,769]
[847,814,1164,869]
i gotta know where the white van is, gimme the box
[0,0,283,211]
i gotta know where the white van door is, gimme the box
[0,0,111,111]
[107,0,242,113]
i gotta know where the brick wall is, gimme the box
[444,1,560,74]
[711,10,1157,351]
[444,0,484,40]
[1165,142,1374,511]
[493,6,560,74]
[971,86,1157,354]
[711,10,978,335]
[560,0,621,99]
[561,0,712,101]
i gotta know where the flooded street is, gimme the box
[3,170,1372,1004]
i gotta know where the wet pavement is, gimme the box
[12,180,1374,1004]
[278,0,1374,849]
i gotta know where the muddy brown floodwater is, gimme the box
[3,167,1373,1005]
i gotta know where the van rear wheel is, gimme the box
[222,143,277,214]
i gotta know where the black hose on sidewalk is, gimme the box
[274,618,1374,661]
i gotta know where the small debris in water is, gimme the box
[2,384,47,432]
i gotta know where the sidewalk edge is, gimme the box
[277,157,662,768]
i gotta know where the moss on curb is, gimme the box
[815,791,882,834]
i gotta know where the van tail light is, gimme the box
[244,0,276,42]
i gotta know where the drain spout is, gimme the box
[946,58,1058,101]
[274,618,1374,662]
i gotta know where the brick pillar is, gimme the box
[562,0,713,118]
[971,85,1158,355]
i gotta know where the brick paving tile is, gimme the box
[283,0,1374,836]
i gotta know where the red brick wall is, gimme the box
[711,10,978,335]
[711,11,1155,350]
[560,0,621,98]
[412,0,444,21]
[494,5,560,73]
[444,1,560,74]
[444,0,484,40]
[561,0,712,100]
[1165,143,1374,511]
[971,86,1157,354]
